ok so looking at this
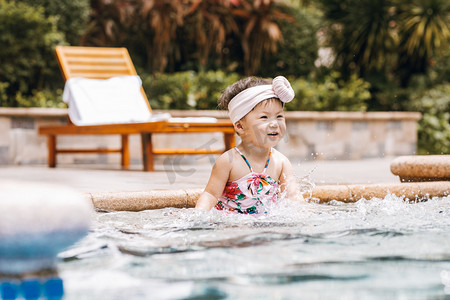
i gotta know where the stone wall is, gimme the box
[277,111,420,161]
[0,108,421,166]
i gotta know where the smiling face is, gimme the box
[235,98,286,149]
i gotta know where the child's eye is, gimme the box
[260,115,268,119]
[277,115,284,118]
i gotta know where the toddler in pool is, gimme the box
[195,76,303,214]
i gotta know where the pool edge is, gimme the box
[87,182,450,211]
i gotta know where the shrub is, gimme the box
[411,84,450,154]
[15,89,65,108]
[286,72,371,111]
[142,71,241,110]
[258,6,320,77]
[193,71,240,110]
[366,72,411,111]
[143,71,372,112]
[0,0,65,107]
[428,48,450,87]
[142,72,195,110]
[20,0,90,45]
[0,82,9,105]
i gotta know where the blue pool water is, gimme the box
[58,195,450,299]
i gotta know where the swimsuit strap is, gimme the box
[263,149,272,173]
[234,147,253,172]
[234,147,272,174]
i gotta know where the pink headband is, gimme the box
[228,76,295,124]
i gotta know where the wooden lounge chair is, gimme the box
[38,46,236,171]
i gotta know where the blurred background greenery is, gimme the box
[0,0,448,154]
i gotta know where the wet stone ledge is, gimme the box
[86,181,450,211]
[391,155,450,182]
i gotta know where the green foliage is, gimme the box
[365,71,411,111]
[193,71,240,110]
[410,84,450,154]
[318,0,449,87]
[258,6,320,77]
[144,71,372,112]
[20,0,90,45]
[143,72,194,110]
[0,82,9,105]
[287,72,371,111]
[0,81,64,108]
[318,0,396,77]
[0,0,65,107]
[368,46,450,111]
[428,48,450,86]
[15,89,65,108]
[142,71,241,110]
[396,0,450,85]
[82,0,306,76]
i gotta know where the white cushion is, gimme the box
[63,76,169,125]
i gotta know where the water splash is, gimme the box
[58,195,450,300]
[297,165,317,201]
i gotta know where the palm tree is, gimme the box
[318,0,396,77]
[138,0,185,73]
[395,0,450,86]
[81,0,134,46]
[232,0,294,75]
[81,0,297,75]
[184,0,239,68]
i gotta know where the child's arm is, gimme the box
[280,156,304,202]
[195,154,231,210]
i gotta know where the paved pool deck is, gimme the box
[0,156,400,193]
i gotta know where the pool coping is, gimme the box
[87,181,450,211]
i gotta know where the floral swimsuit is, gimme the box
[215,147,280,215]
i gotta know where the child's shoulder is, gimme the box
[272,148,289,161]
[271,148,293,170]
[214,148,237,168]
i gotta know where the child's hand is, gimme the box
[195,191,219,211]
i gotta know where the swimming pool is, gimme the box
[57,193,450,299]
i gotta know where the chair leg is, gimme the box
[141,132,154,172]
[47,135,56,168]
[224,132,236,150]
[121,134,130,169]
